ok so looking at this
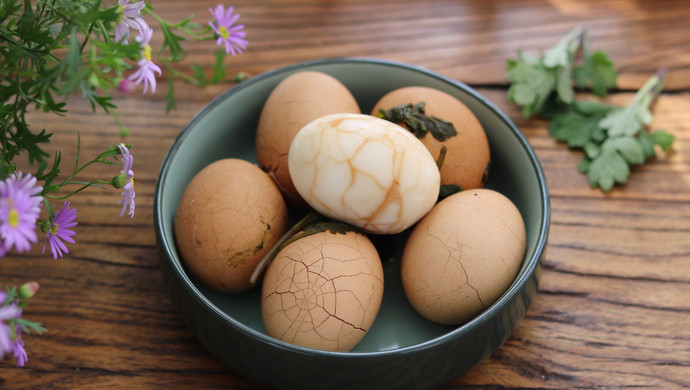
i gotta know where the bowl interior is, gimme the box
[157,58,547,353]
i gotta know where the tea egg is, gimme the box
[256,71,361,206]
[371,86,490,190]
[401,189,526,325]
[288,113,440,234]
[174,158,289,292]
[261,229,384,352]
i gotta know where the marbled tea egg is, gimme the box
[261,229,384,352]
[174,159,289,293]
[288,113,440,234]
[256,71,361,206]
[372,86,490,190]
[401,189,526,325]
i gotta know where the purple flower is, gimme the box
[0,291,20,359]
[0,173,43,255]
[43,201,78,260]
[127,20,161,94]
[12,326,27,367]
[114,0,146,44]
[208,5,248,56]
[117,78,136,94]
[117,144,135,218]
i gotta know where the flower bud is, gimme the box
[233,72,249,83]
[111,173,127,189]
[18,282,39,300]
[118,79,136,94]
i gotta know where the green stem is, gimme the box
[161,60,199,85]
[636,68,668,110]
[143,8,214,41]
[249,211,323,286]
[44,179,112,200]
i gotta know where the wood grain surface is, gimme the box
[1,0,689,388]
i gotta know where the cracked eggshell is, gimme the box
[401,189,526,325]
[174,158,289,293]
[371,86,490,190]
[261,230,384,352]
[288,113,440,234]
[255,71,361,206]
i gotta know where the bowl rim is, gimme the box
[154,57,551,359]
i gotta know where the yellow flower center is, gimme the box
[219,26,230,40]
[8,209,19,228]
[50,223,59,235]
[143,44,152,62]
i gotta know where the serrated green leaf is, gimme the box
[651,129,675,151]
[191,62,207,84]
[160,23,185,61]
[587,140,630,192]
[210,49,226,83]
[638,130,675,159]
[610,136,644,165]
[165,77,176,113]
[578,157,591,174]
[584,141,601,159]
[547,101,610,148]
[506,52,557,118]
[599,105,642,137]
[543,26,583,68]
[585,50,617,97]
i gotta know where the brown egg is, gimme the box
[371,86,490,190]
[256,71,361,206]
[261,229,384,352]
[401,189,526,325]
[174,158,289,293]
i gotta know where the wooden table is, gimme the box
[2,0,688,388]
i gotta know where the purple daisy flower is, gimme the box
[43,201,78,260]
[117,144,135,218]
[127,19,161,94]
[208,5,248,56]
[0,291,20,359]
[12,325,27,367]
[114,0,146,44]
[0,173,43,254]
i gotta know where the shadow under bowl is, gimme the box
[154,58,550,390]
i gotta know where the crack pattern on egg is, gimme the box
[288,113,440,234]
[261,230,384,352]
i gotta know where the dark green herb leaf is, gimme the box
[610,136,644,165]
[192,62,207,85]
[160,23,186,61]
[165,77,177,113]
[210,49,226,84]
[438,184,461,201]
[375,102,457,141]
[305,220,355,236]
[506,51,558,118]
[575,50,617,97]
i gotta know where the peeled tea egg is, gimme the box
[371,86,491,190]
[174,159,289,293]
[255,71,361,206]
[261,230,384,352]
[401,189,526,325]
[288,113,441,234]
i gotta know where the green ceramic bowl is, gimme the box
[154,58,550,390]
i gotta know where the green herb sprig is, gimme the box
[374,102,458,142]
[506,27,674,192]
